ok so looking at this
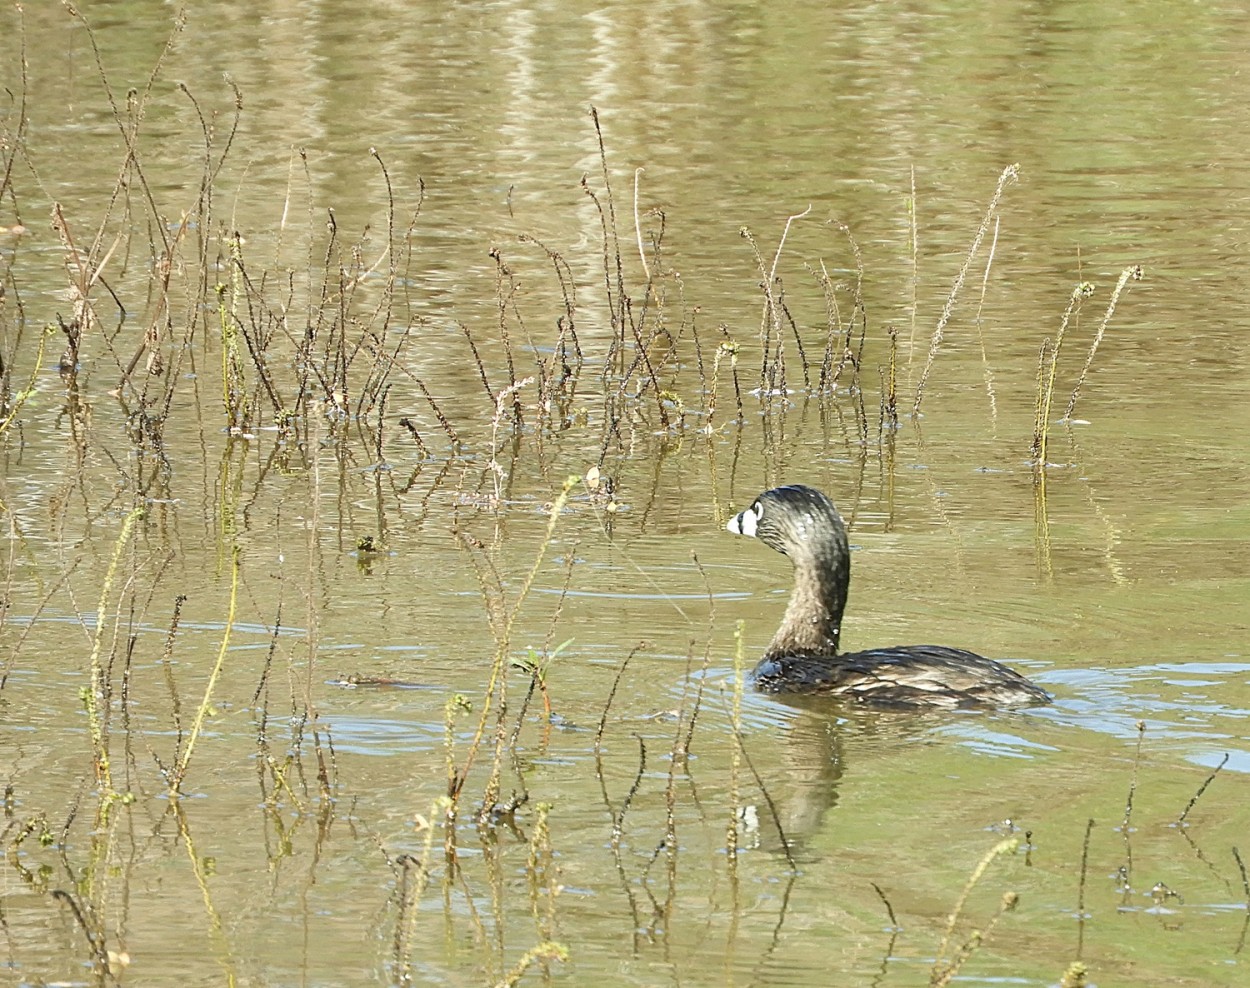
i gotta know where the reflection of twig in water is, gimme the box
[1117,720,1147,902]
[594,734,644,953]
[1233,846,1250,903]
[1076,816,1095,959]
[744,871,800,987]
[444,851,489,965]
[1232,847,1249,955]
[477,814,509,961]
[391,853,422,982]
[869,882,901,988]
[172,800,240,983]
[1176,818,1236,894]
[610,734,647,849]
[681,553,717,762]
[717,692,797,874]
[1032,453,1054,580]
[50,889,109,971]
[722,621,747,977]
[593,637,682,952]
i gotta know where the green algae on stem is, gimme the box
[0,323,54,437]
[930,837,1021,987]
[85,506,145,796]
[169,544,241,795]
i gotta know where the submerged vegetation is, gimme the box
[3,8,1245,988]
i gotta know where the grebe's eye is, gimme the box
[727,500,764,537]
[735,500,764,537]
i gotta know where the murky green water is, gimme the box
[2,1,1248,986]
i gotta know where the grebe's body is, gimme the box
[727,485,1050,709]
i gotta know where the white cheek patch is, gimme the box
[727,501,763,537]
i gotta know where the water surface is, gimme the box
[2,2,1248,986]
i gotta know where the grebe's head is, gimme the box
[725,484,845,559]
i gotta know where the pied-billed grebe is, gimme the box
[726,484,1050,709]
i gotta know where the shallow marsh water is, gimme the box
[2,2,1249,986]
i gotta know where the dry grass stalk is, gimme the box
[1031,281,1092,464]
[914,163,1019,417]
[972,213,1002,427]
[1064,264,1143,420]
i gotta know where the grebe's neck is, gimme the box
[764,532,849,659]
